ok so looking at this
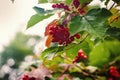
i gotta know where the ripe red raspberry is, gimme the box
[73,0,80,8]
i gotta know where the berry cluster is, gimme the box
[52,3,70,11]
[22,75,37,80]
[108,66,120,80]
[49,25,70,45]
[48,25,80,45]
[73,49,87,63]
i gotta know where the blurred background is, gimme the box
[0,0,43,80]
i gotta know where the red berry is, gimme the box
[52,4,57,8]
[73,56,80,63]
[69,36,74,42]
[74,33,80,39]
[109,66,120,78]
[73,49,87,63]
[60,3,64,8]
[73,0,80,8]
[64,5,70,11]
[22,75,29,80]
[78,49,87,59]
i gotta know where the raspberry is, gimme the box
[73,0,80,8]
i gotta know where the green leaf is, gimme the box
[65,0,73,5]
[27,14,53,29]
[68,8,112,39]
[89,43,110,68]
[64,41,91,59]
[33,6,46,15]
[38,0,48,3]
[80,0,92,5]
[44,56,64,72]
[40,46,64,60]
[38,0,73,5]
[33,6,61,15]
[106,27,120,40]
[104,40,120,57]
